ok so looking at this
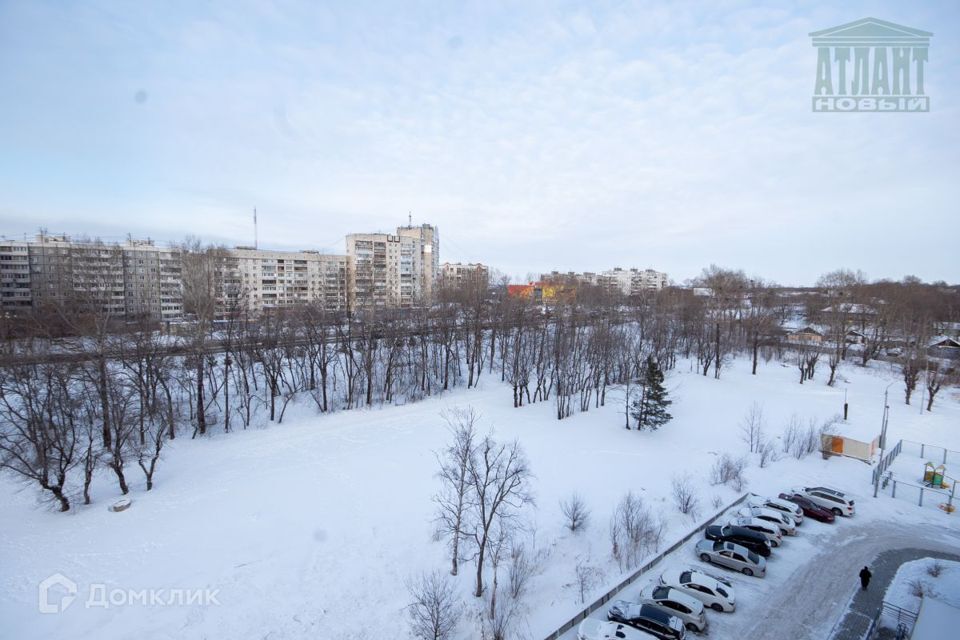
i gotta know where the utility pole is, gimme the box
[874,383,893,498]
[254,207,258,249]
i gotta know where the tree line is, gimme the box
[1,254,957,512]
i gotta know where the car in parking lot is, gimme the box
[637,584,707,632]
[578,619,659,640]
[727,516,783,546]
[748,494,804,525]
[738,505,796,535]
[778,492,836,523]
[659,568,736,612]
[607,601,686,640]
[695,539,766,577]
[704,523,771,557]
[792,486,855,517]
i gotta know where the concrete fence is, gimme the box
[541,493,749,640]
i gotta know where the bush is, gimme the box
[909,577,927,598]
[406,570,461,640]
[559,493,591,533]
[927,561,944,578]
[709,453,747,491]
[671,473,700,517]
[609,492,664,571]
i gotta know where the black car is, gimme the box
[704,524,771,557]
[607,600,686,640]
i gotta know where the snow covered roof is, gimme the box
[929,335,960,348]
[912,597,960,640]
[821,303,876,314]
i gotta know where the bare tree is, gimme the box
[559,492,591,532]
[406,570,461,640]
[0,362,80,511]
[924,361,955,412]
[467,435,534,598]
[609,491,663,571]
[671,473,699,517]
[433,407,478,576]
[739,402,765,453]
[574,556,603,604]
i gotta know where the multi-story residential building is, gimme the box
[345,223,439,310]
[0,240,33,312]
[223,248,347,315]
[440,262,489,290]
[345,233,422,309]
[540,267,669,296]
[1,234,184,321]
[397,223,439,301]
[3,220,440,319]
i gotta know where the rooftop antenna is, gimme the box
[254,207,258,249]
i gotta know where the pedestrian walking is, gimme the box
[859,566,872,591]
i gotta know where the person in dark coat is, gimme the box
[859,566,872,590]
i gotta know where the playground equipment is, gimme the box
[922,462,949,488]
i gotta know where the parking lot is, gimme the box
[563,489,863,640]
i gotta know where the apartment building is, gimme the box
[0,241,32,312]
[540,267,669,296]
[397,223,440,301]
[440,262,489,289]
[223,248,347,315]
[345,233,422,309]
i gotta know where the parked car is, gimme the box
[704,524,771,557]
[659,568,736,612]
[747,494,804,525]
[778,492,836,523]
[607,601,686,640]
[637,584,707,632]
[727,516,783,546]
[738,505,796,535]
[578,619,659,640]
[792,486,856,517]
[695,539,766,577]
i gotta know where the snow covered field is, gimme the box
[2,357,959,640]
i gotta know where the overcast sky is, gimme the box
[1,1,957,286]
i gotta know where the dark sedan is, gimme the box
[607,601,686,640]
[779,493,836,523]
[704,524,772,557]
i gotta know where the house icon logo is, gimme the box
[810,17,932,112]
[38,573,77,614]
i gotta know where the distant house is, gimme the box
[845,329,866,345]
[928,336,960,359]
[787,326,823,345]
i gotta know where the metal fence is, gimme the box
[541,493,749,640]
[887,478,956,512]
[872,439,903,486]
[900,440,960,466]
[867,601,918,639]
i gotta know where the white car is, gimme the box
[695,539,766,577]
[578,619,658,640]
[727,516,783,546]
[659,568,736,612]
[792,486,856,517]
[637,584,707,632]
[747,494,804,525]
[738,505,796,536]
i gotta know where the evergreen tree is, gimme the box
[630,356,672,431]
